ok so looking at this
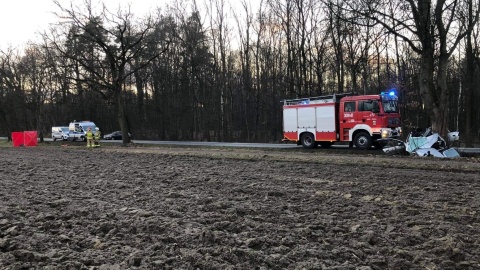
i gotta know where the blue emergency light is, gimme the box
[381,89,396,96]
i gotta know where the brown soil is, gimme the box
[1,144,480,269]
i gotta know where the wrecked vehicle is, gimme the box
[380,127,460,158]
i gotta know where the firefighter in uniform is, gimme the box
[94,127,101,147]
[86,127,94,148]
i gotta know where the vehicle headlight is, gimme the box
[381,129,390,138]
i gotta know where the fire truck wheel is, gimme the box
[301,133,316,149]
[354,132,372,150]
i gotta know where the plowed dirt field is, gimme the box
[1,144,479,269]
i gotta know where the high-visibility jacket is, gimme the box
[95,131,101,140]
[86,130,94,139]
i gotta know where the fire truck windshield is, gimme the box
[382,97,399,113]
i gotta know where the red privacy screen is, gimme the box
[11,131,38,147]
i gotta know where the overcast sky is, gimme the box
[0,0,157,51]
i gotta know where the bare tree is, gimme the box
[463,0,479,146]
[310,7,330,96]
[268,0,296,96]
[0,49,30,138]
[204,0,226,140]
[0,49,19,141]
[343,0,480,136]
[19,45,55,142]
[326,0,348,93]
[48,0,168,144]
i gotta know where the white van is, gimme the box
[67,121,97,141]
[51,126,70,141]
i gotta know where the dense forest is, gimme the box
[1,0,480,145]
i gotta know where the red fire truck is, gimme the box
[282,92,402,149]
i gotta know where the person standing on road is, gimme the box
[86,127,94,148]
[94,127,101,147]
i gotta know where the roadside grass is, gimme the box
[3,138,479,173]
[102,143,480,174]
[0,139,87,148]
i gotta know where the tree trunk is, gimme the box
[134,68,146,123]
[115,81,129,144]
[418,52,435,130]
[433,55,450,137]
[0,101,12,141]
[464,6,475,146]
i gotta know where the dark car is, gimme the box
[103,131,131,140]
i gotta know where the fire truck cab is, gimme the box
[282,92,402,149]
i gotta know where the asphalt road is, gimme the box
[55,138,304,149]
[2,137,479,153]
[129,140,302,149]
[1,137,300,149]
